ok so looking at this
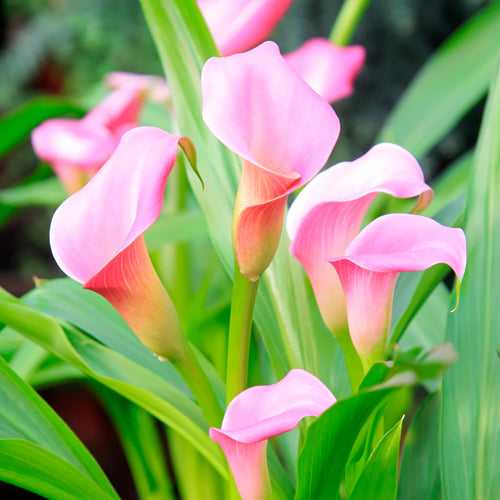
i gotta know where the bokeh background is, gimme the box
[0,0,488,498]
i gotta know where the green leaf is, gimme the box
[97,388,175,500]
[25,278,189,392]
[0,356,118,499]
[398,395,441,500]
[350,418,403,500]
[440,68,500,499]
[0,289,227,477]
[0,97,84,157]
[145,210,208,250]
[139,0,340,390]
[422,152,472,218]
[380,2,500,157]
[295,375,411,500]
[0,177,65,207]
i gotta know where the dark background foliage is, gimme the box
[0,1,488,498]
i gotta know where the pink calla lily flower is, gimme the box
[106,72,171,103]
[202,41,340,279]
[198,0,292,56]
[32,84,145,193]
[330,213,466,368]
[210,369,335,500]
[287,143,432,334]
[50,127,185,358]
[285,38,365,103]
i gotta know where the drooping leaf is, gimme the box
[0,289,227,477]
[25,278,189,392]
[380,2,500,158]
[440,69,500,499]
[0,356,118,499]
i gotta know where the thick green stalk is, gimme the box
[174,342,223,427]
[329,0,371,45]
[226,263,259,402]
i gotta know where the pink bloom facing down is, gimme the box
[202,41,340,279]
[331,213,466,366]
[106,72,170,103]
[32,85,145,193]
[287,143,432,334]
[285,38,365,103]
[50,127,183,358]
[210,369,335,500]
[198,0,292,56]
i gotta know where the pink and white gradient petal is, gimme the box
[287,143,432,333]
[50,127,183,357]
[210,369,335,500]
[202,41,339,278]
[330,213,466,365]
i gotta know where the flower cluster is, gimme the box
[34,3,467,499]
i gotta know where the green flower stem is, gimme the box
[174,342,223,427]
[329,0,371,46]
[336,327,365,392]
[226,263,259,402]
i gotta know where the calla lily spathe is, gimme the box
[32,84,145,193]
[287,143,432,334]
[202,41,340,279]
[285,38,365,103]
[106,71,170,103]
[198,0,292,56]
[50,127,184,358]
[331,213,466,368]
[210,369,335,500]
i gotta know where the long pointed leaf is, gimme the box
[440,68,500,500]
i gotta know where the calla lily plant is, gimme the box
[0,1,482,500]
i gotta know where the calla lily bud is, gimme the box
[210,369,335,500]
[285,38,366,103]
[330,214,466,369]
[50,127,186,359]
[287,143,432,335]
[202,41,339,280]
